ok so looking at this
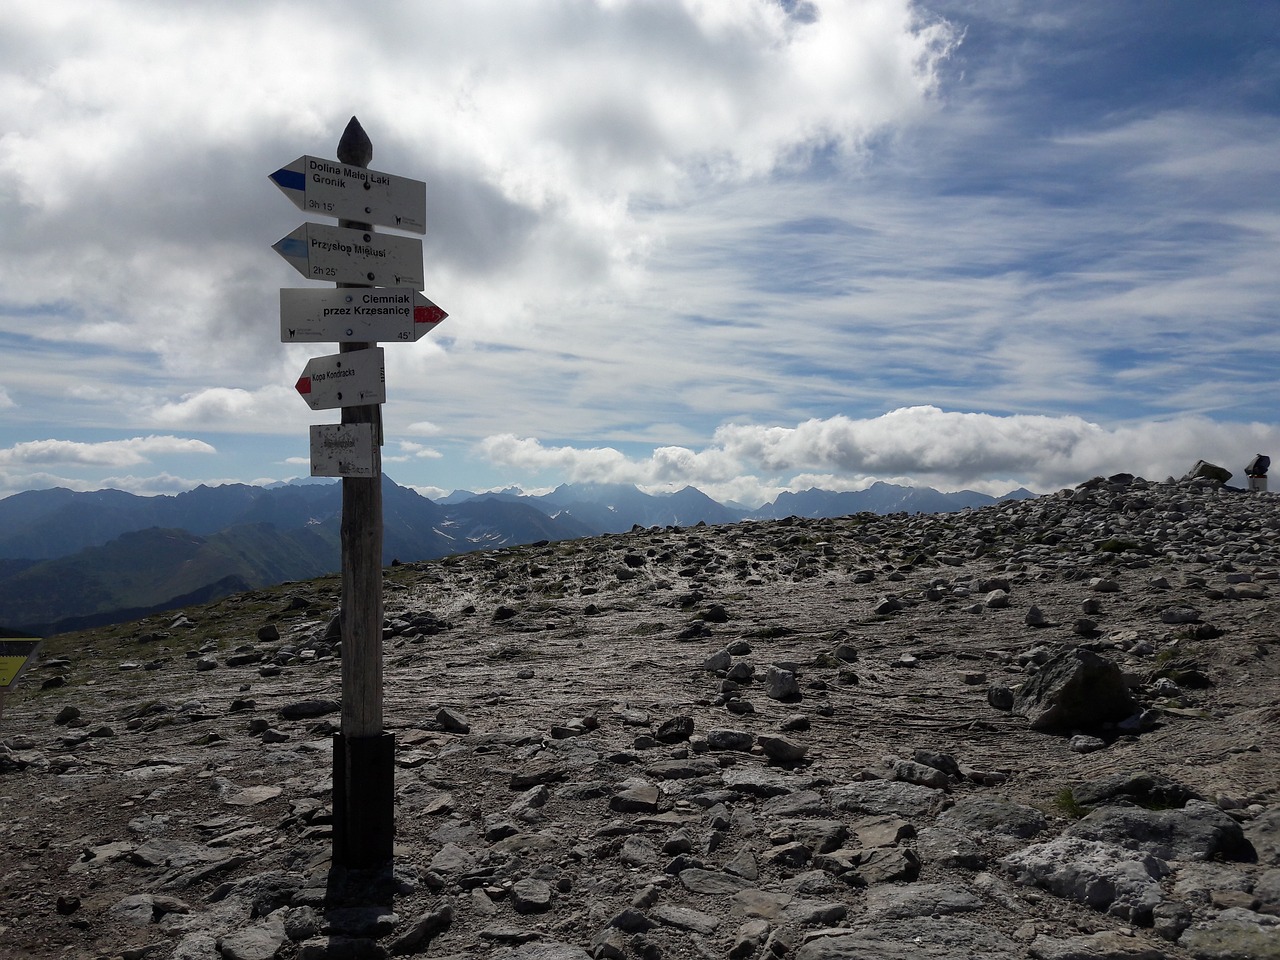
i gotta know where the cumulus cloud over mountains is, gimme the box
[481,407,1280,504]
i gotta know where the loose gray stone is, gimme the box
[1027,930,1167,960]
[429,842,477,874]
[1065,800,1254,863]
[762,790,829,818]
[764,841,810,868]
[278,699,340,720]
[703,648,733,672]
[765,665,800,700]
[1178,909,1280,960]
[939,798,1048,839]
[915,826,988,870]
[706,728,754,752]
[849,846,921,885]
[110,893,193,926]
[724,847,760,880]
[1182,459,1232,483]
[987,685,1015,710]
[619,835,658,866]
[510,877,552,913]
[1071,772,1201,810]
[646,756,718,779]
[829,780,947,818]
[758,734,808,765]
[217,916,287,960]
[678,868,752,895]
[888,757,949,788]
[610,779,661,812]
[1070,734,1107,753]
[649,904,720,935]
[863,882,985,920]
[795,918,1019,959]
[722,765,808,797]
[130,838,225,869]
[784,898,847,926]
[781,819,848,855]
[731,919,770,960]
[1244,808,1280,865]
[655,715,694,743]
[732,888,793,920]
[437,707,471,733]
[1001,837,1170,924]
[1013,648,1135,732]
[491,943,592,960]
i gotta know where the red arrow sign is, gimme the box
[414,304,447,325]
[294,347,386,411]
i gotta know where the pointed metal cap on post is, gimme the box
[338,116,373,168]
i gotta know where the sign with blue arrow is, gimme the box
[270,156,426,233]
[273,223,424,288]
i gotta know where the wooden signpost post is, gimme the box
[272,117,446,870]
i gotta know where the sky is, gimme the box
[1,0,1278,507]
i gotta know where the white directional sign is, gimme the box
[295,347,386,410]
[270,156,426,233]
[280,288,447,343]
[310,423,377,478]
[273,223,424,288]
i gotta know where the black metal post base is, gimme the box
[332,731,395,869]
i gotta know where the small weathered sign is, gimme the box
[280,288,447,343]
[273,223,424,288]
[310,423,377,478]
[270,156,426,233]
[295,347,386,410]
[0,635,42,689]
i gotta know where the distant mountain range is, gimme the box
[0,477,1034,634]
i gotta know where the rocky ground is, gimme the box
[1,472,1279,960]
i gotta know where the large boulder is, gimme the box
[1181,460,1232,484]
[1065,801,1255,863]
[1013,648,1135,732]
[1001,837,1169,924]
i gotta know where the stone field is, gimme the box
[1,472,1279,960]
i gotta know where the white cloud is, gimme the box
[403,421,443,437]
[405,483,451,501]
[480,407,1280,504]
[148,386,306,433]
[0,386,14,409]
[0,435,215,468]
[479,434,633,481]
[96,472,219,496]
[398,441,443,460]
[384,441,445,464]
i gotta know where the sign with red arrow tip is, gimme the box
[280,288,446,343]
[295,347,386,410]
